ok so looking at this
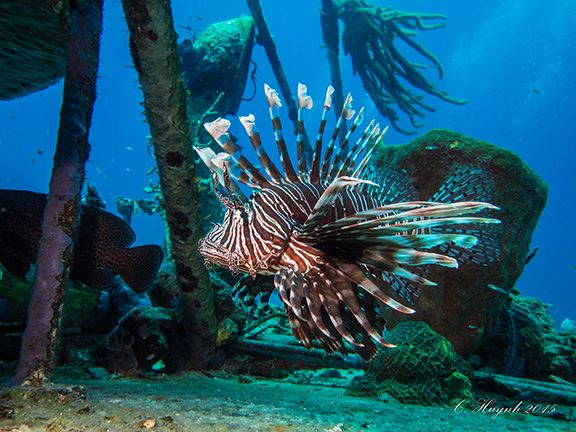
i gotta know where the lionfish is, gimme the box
[195,84,500,360]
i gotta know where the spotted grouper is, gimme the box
[0,189,163,292]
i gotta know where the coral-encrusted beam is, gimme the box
[121,0,218,369]
[7,0,103,386]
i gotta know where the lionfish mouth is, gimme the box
[199,238,238,272]
[195,82,501,361]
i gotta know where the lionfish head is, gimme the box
[198,204,256,275]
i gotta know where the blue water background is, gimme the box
[1,0,574,324]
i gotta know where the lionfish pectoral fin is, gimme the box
[334,262,415,315]
[304,283,336,340]
[428,167,503,264]
[432,166,495,204]
[276,268,363,346]
[316,264,397,349]
[319,277,365,347]
[300,176,377,234]
[234,274,275,311]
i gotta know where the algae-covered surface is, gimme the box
[1,370,573,432]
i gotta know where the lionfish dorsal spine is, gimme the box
[194,146,248,203]
[351,126,387,179]
[299,176,377,234]
[319,93,355,182]
[239,114,284,183]
[297,83,313,181]
[203,117,270,189]
[335,118,375,180]
[309,86,335,184]
[265,84,299,182]
[327,107,365,181]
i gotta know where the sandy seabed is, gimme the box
[1,370,574,432]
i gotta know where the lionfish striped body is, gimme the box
[196,84,500,360]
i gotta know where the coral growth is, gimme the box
[179,16,255,116]
[473,291,576,383]
[348,322,473,405]
[0,0,70,99]
[337,0,467,133]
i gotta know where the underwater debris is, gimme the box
[473,292,576,383]
[347,321,473,405]
[114,197,135,225]
[90,300,172,372]
[525,246,540,264]
[179,16,255,117]
[114,196,160,225]
[196,83,500,361]
[474,371,576,407]
[6,0,103,386]
[247,0,313,155]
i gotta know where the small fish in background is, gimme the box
[525,246,539,264]
[488,284,508,295]
[468,325,483,334]
[0,190,163,292]
[532,88,543,94]
[549,374,576,387]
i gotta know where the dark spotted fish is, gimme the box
[0,190,163,292]
[195,84,500,360]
